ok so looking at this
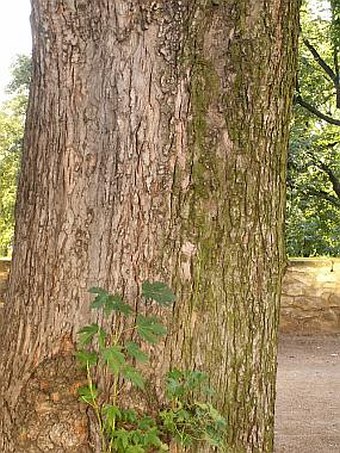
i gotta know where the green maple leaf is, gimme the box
[142,281,176,306]
[102,345,126,374]
[125,341,149,363]
[77,323,100,346]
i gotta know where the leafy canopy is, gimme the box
[287,0,340,257]
[0,54,30,256]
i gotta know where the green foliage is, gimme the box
[0,54,31,257]
[287,0,340,257]
[0,103,24,256]
[141,280,176,306]
[76,282,226,452]
[136,315,167,345]
[6,54,31,96]
[90,288,133,317]
[160,370,226,448]
[287,119,340,256]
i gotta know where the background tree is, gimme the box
[0,2,299,452]
[6,54,32,95]
[287,0,340,256]
[0,55,30,256]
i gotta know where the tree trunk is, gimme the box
[0,1,299,452]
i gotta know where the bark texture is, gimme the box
[0,1,299,452]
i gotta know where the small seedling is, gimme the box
[76,281,226,452]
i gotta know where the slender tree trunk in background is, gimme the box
[0,1,299,452]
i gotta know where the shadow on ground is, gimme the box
[275,334,340,452]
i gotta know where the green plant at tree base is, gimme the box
[76,281,226,453]
[160,369,226,449]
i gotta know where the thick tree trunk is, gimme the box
[0,1,299,452]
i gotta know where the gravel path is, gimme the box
[275,334,340,452]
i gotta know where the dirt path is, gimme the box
[275,334,340,452]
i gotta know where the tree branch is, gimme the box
[316,162,340,199]
[303,38,337,82]
[334,49,340,108]
[306,187,340,207]
[303,38,340,108]
[305,153,340,199]
[295,95,340,126]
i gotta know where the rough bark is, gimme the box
[0,1,299,452]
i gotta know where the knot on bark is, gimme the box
[12,355,92,452]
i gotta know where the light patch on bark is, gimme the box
[180,241,197,281]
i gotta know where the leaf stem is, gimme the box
[86,362,107,452]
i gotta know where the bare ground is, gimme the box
[275,334,340,452]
